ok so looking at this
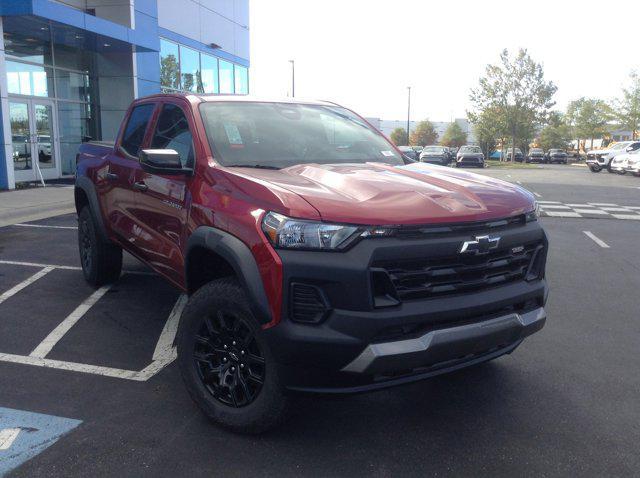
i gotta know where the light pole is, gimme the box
[289,60,295,97]
[406,86,411,145]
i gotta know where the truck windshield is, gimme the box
[199,102,404,168]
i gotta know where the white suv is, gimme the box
[623,149,640,176]
[586,141,640,173]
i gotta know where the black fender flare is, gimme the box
[186,227,273,325]
[75,176,110,242]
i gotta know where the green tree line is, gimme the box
[468,49,639,159]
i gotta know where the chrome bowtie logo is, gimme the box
[460,235,500,255]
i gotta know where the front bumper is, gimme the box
[341,306,545,374]
[586,155,607,165]
[264,219,548,393]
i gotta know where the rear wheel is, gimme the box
[178,278,289,434]
[589,166,601,173]
[78,206,122,286]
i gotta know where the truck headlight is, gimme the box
[525,202,540,222]
[262,212,362,250]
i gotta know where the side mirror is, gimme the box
[139,149,189,175]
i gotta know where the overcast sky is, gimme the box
[249,0,638,122]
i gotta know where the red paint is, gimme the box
[77,94,536,327]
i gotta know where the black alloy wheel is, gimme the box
[193,310,266,408]
[79,217,93,272]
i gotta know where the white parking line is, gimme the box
[573,209,609,215]
[30,285,112,358]
[583,231,610,248]
[611,214,640,221]
[152,294,187,361]
[545,211,582,218]
[0,260,154,276]
[0,260,80,271]
[13,223,77,230]
[588,203,618,207]
[566,203,593,207]
[0,267,54,305]
[600,207,632,212]
[0,352,145,380]
[533,192,542,198]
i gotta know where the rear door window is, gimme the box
[120,103,155,157]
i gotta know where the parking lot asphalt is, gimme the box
[1,165,639,477]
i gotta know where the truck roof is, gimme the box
[137,93,336,107]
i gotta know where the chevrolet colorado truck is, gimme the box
[75,94,548,433]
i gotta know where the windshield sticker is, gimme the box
[223,123,243,145]
[381,150,395,157]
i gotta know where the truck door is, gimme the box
[130,100,194,286]
[103,102,156,243]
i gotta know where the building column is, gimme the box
[0,17,16,190]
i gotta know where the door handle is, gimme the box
[133,181,148,192]
[106,172,118,180]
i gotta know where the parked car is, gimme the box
[412,145,424,156]
[456,145,485,167]
[625,149,640,176]
[586,141,640,173]
[612,147,640,174]
[489,151,503,160]
[546,149,568,164]
[398,146,419,161]
[526,148,546,163]
[505,148,524,162]
[75,94,548,433]
[419,145,451,165]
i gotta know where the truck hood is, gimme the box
[229,162,534,225]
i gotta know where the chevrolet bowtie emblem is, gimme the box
[460,235,500,255]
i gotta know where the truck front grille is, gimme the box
[371,240,544,301]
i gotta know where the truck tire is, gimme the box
[589,166,601,173]
[177,278,289,434]
[78,206,122,286]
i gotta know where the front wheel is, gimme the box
[178,278,289,434]
[78,206,122,286]
[589,166,601,173]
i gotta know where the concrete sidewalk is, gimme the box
[0,185,75,227]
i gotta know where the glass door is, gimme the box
[11,98,60,183]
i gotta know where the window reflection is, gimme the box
[6,61,54,97]
[160,39,180,90]
[234,65,248,95]
[201,54,218,94]
[56,70,92,102]
[219,60,234,94]
[180,46,200,93]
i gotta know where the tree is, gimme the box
[471,105,508,160]
[390,128,407,146]
[409,120,438,146]
[538,111,572,151]
[440,122,468,147]
[160,54,180,89]
[469,49,557,161]
[566,97,611,150]
[613,71,640,140]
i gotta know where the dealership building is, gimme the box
[0,0,249,190]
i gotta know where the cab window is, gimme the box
[120,103,155,158]
[151,103,195,168]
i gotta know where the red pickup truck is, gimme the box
[75,94,548,433]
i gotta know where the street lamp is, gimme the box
[289,60,295,97]
[406,86,411,145]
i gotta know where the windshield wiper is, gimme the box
[227,164,281,170]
